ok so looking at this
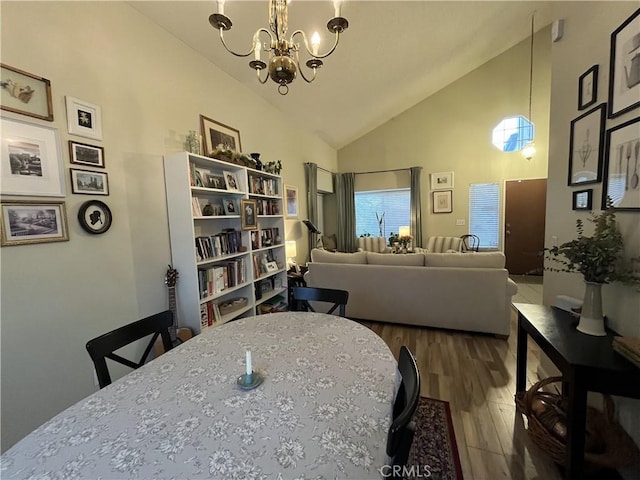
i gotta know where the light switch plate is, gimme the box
[456,219,465,226]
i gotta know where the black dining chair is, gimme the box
[86,310,174,389]
[386,345,421,475]
[291,286,349,317]
[460,234,480,252]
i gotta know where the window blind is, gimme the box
[469,182,500,249]
[355,189,410,238]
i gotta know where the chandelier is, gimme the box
[209,0,349,95]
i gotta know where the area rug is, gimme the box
[406,397,464,480]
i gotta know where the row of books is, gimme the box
[248,175,278,196]
[195,229,242,260]
[200,300,222,328]
[255,198,280,216]
[251,227,280,249]
[257,294,288,314]
[198,258,247,299]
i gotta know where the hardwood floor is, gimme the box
[358,278,563,479]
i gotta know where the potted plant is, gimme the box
[545,204,640,335]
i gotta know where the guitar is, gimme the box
[154,265,193,356]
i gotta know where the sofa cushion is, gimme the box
[321,234,338,252]
[426,236,463,253]
[367,252,425,266]
[311,248,368,264]
[424,251,505,268]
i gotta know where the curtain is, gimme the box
[410,167,423,247]
[335,172,357,252]
[305,162,318,260]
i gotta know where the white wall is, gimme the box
[337,26,551,242]
[0,2,336,451]
[544,4,640,468]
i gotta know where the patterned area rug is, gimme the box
[407,397,464,480]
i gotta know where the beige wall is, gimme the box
[544,3,640,458]
[338,26,551,244]
[0,2,335,450]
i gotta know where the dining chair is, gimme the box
[291,286,349,317]
[386,345,421,475]
[86,310,174,388]
[460,234,480,252]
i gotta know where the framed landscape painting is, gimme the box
[69,140,104,168]
[1,200,69,246]
[200,115,241,157]
[70,168,109,195]
[0,117,65,197]
[285,185,298,218]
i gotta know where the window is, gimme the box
[355,189,410,238]
[469,182,500,249]
[492,116,534,152]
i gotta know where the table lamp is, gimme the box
[285,240,298,271]
[398,226,410,237]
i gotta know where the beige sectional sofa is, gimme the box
[304,248,518,336]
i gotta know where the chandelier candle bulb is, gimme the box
[333,0,342,18]
[217,0,224,16]
[311,32,320,56]
[246,350,252,376]
[254,39,261,61]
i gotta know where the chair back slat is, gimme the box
[292,287,349,317]
[86,311,174,388]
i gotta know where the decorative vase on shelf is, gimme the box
[250,153,263,171]
[576,281,606,336]
[185,130,201,154]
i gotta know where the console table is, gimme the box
[514,303,640,480]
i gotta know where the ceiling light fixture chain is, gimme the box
[210,0,349,95]
[523,11,536,160]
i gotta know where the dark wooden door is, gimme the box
[504,179,546,275]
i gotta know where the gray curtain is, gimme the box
[305,162,318,260]
[335,172,357,252]
[410,167,423,247]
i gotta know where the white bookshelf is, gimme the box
[164,152,287,335]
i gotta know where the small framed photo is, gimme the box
[568,103,606,186]
[265,261,279,273]
[1,200,69,246]
[608,9,640,118]
[223,170,240,191]
[65,96,103,140]
[223,198,238,215]
[241,198,258,230]
[285,185,298,218]
[430,171,454,190]
[578,65,598,110]
[1,117,65,197]
[432,190,452,213]
[200,115,242,156]
[601,116,640,211]
[572,189,593,210]
[70,168,109,195]
[1,63,53,121]
[206,173,226,190]
[69,140,104,168]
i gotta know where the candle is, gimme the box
[333,0,341,18]
[246,350,252,375]
[217,0,225,16]
[311,32,320,56]
[254,38,261,61]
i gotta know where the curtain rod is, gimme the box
[355,167,411,175]
[305,162,333,174]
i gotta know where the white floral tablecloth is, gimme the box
[1,312,399,479]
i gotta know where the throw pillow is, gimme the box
[311,249,367,264]
[321,234,338,252]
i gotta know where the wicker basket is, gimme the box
[515,376,640,470]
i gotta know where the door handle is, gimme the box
[506,230,511,236]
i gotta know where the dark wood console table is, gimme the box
[514,303,640,480]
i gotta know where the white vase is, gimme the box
[576,281,606,336]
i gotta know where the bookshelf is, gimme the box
[164,152,287,335]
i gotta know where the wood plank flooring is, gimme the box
[358,276,563,479]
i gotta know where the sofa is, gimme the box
[304,248,518,336]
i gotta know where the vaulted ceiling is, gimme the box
[130,1,554,150]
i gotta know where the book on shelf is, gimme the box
[257,294,287,314]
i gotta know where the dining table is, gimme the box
[1,311,400,479]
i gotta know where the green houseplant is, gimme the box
[545,205,640,335]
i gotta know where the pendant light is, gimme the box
[522,13,536,160]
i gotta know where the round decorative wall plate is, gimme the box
[78,200,112,234]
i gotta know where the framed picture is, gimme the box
[0,63,53,121]
[65,96,103,140]
[241,199,258,230]
[578,65,598,110]
[69,140,104,168]
[285,185,298,218]
[1,200,69,246]
[70,168,109,195]
[77,200,112,234]
[432,190,452,213]
[608,9,640,118]
[206,173,226,190]
[430,171,454,190]
[0,117,65,197]
[223,198,237,215]
[601,116,640,211]
[200,115,242,156]
[223,170,240,191]
[265,261,279,273]
[572,189,593,210]
[567,103,606,186]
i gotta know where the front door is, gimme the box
[504,179,547,275]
